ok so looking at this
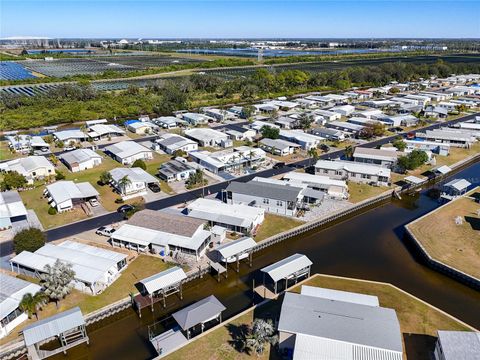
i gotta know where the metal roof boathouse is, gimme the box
[22,307,88,360]
[260,253,312,296]
[149,295,226,358]
[134,266,187,313]
[213,236,256,274]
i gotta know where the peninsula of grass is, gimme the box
[165,273,473,360]
[406,188,480,280]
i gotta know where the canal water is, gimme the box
[54,162,480,360]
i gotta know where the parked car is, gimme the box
[117,204,135,213]
[273,162,285,169]
[148,182,161,193]
[319,144,330,152]
[63,146,75,151]
[96,226,116,237]
[89,198,99,207]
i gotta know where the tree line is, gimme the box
[2,60,480,130]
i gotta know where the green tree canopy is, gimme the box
[0,171,27,191]
[13,227,46,254]
[260,126,280,139]
[131,159,147,170]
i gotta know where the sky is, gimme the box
[1,1,479,39]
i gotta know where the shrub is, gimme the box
[48,207,57,215]
[131,159,147,170]
[13,228,45,254]
[55,170,65,180]
[115,198,124,204]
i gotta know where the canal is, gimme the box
[55,161,480,360]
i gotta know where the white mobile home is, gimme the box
[10,241,128,295]
[60,149,103,172]
[111,210,211,259]
[315,160,391,186]
[45,181,99,212]
[109,167,159,198]
[104,140,153,165]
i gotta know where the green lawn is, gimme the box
[347,182,392,203]
[166,273,473,360]
[0,141,21,161]
[296,275,471,336]
[254,213,305,242]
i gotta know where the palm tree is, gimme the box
[40,259,75,308]
[19,291,48,319]
[307,147,319,166]
[99,171,112,186]
[344,145,354,160]
[118,175,132,195]
[244,319,278,356]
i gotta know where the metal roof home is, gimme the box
[260,138,300,152]
[353,147,398,163]
[226,180,304,203]
[0,190,28,226]
[186,198,265,234]
[184,128,228,144]
[278,291,403,360]
[104,140,152,160]
[10,241,127,294]
[325,120,364,133]
[434,165,452,175]
[0,156,54,181]
[23,307,88,359]
[6,135,49,151]
[109,167,158,185]
[60,148,102,167]
[53,129,87,142]
[435,331,480,360]
[155,133,197,154]
[315,159,391,177]
[0,273,41,338]
[172,295,226,333]
[46,181,98,207]
[300,285,379,307]
[87,124,125,138]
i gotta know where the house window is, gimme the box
[335,170,342,175]
[361,174,370,179]
[323,169,328,174]
[263,198,270,204]
[32,172,36,176]
[276,200,283,207]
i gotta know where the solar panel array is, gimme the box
[22,58,136,77]
[0,61,37,80]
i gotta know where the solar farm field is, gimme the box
[204,54,480,78]
[90,55,204,68]
[0,61,37,80]
[21,58,136,77]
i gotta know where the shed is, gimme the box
[172,295,226,339]
[404,175,426,185]
[23,307,88,359]
[261,254,312,294]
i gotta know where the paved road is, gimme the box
[0,113,477,256]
